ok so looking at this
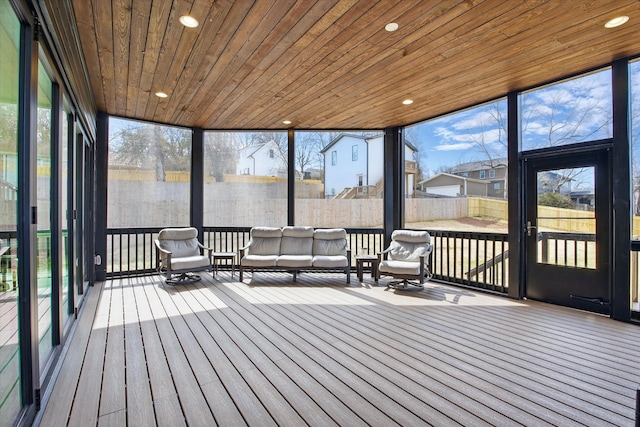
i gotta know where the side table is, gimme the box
[212,251,236,277]
[355,254,378,283]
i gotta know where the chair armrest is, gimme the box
[240,241,252,258]
[196,241,213,257]
[154,239,171,255]
[154,239,172,266]
[377,247,392,262]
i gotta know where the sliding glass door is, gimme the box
[0,1,21,421]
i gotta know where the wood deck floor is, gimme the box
[38,271,640,426]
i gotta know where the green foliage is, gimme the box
[538,192,574,209]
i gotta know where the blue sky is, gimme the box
[406,68,614,178]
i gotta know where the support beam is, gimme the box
[383,127,404,247]
[191,128,204,236]
[94,112,108,281]
[288,129,295,226]
[507,91,522,299]
[611,58,631,322]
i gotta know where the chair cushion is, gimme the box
[158,227,201,258]
[388,230,431,263]
[281,226,313,255]
[391,229,431,244]
[379,259,422,275]
[170,255,211,271]
[276,255,313,267]
[313,228,347,256]
[313,255,348,268]
[241,254,278,267]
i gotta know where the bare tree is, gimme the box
[110,122,191,181]
[204,132,239,182]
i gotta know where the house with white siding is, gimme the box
[321,134,418,198]
[236,141,287,177]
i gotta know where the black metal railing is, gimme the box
[105,226,514,294]
[0,231,18,291]
[105,227,386,278]
[107,228,159,277]
[428,230,509,294]
[538,231,595,268]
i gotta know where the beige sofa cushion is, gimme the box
[276,255,313,267]
[280,226,313,255]
[312,228,347,256]
[247,226,282,255]
[242,254,278,267]
[312,255,348,268]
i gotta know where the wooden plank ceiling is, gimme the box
[71,0,640,130]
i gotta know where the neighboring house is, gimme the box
[447,158,508,198]
[302,167,323,180]
[418,173,488,197]
[320,134,418,198]
[236,141,287,177]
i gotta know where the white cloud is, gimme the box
[434,142,475,151]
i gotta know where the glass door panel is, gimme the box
[535,167,596,269]
[61,109,71,325]
[37,59,53,372]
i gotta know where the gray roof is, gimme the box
[449,158,507,173]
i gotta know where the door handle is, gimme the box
[526,221,537,237]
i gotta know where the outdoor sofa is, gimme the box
[239,226,351,283]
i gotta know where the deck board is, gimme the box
[38,272,640,427]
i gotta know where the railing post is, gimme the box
[636,385,640,427]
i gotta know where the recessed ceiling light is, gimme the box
[155,92,168,98]
[179,15,199,28]
[282,120,292,125]
[402,99,413,105]
[604,15,629,28]
[385,22,399,32]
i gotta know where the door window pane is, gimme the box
[0,0,21,420]
[536,167,595,269]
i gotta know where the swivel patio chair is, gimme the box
[155,227,213,284]
[377,229,432,290]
